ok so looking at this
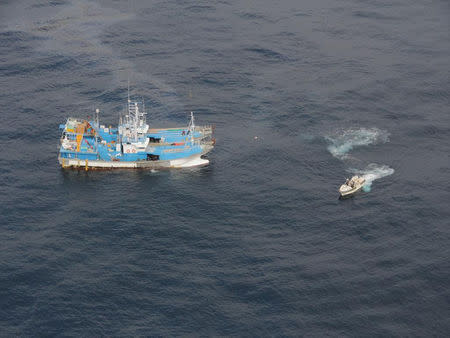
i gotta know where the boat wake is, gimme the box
[325,128,393,193]
[326,127,389,159]
[349,164,395,192]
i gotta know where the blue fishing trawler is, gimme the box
[58,98,215,169]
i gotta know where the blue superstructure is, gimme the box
[58,99,215,169]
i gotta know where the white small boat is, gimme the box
[339,175,365,198]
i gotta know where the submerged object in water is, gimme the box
[339,175,365,198]
[58,98,215,169]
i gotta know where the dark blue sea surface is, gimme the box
[1,0,449,336]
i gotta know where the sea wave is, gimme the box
[326,127,390,159]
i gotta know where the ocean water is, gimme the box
[1,0,449,336]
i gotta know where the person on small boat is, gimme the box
[345,178,353,187]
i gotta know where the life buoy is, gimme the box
[132,149,136,153]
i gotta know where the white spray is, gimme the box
[326,127,394,192]
[326,127,390,159]
[349,163,394,192]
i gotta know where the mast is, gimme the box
[127,78,130,104]
[134,102,138,141]
[142,98,146,125]
[95,108,99,127]
[189,111,195,144]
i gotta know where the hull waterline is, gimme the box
[59,154,209,170]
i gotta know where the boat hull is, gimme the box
[339,185,363,198]
[59,154,209,170]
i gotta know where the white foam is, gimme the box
[326,128,389,159]
[349,163,394,192]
